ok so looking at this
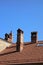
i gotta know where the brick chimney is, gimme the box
[31,32,38,43]
[16,28,24,52]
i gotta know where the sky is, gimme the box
[0,0,43,42]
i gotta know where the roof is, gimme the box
[0,41,43,65]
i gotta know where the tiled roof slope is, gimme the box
[0,42,43,65]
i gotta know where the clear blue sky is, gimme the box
[0,0,43,42]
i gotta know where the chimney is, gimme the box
[16,28,24,52]
[5,33,9,41]
[5,31,13,43]
[31,32,38,43]
[8,31,13,43]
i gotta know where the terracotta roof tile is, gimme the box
[0,42,43,64]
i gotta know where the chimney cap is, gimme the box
[9,31,12,35]
[31,32,37,34]
[17,28,24,33]
[5,33,9,36]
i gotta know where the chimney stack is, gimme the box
[5,31,13,43]
[5,33,9,41]
[8,31,13,43]
[16,28,24,52]
[31,32,38,43]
